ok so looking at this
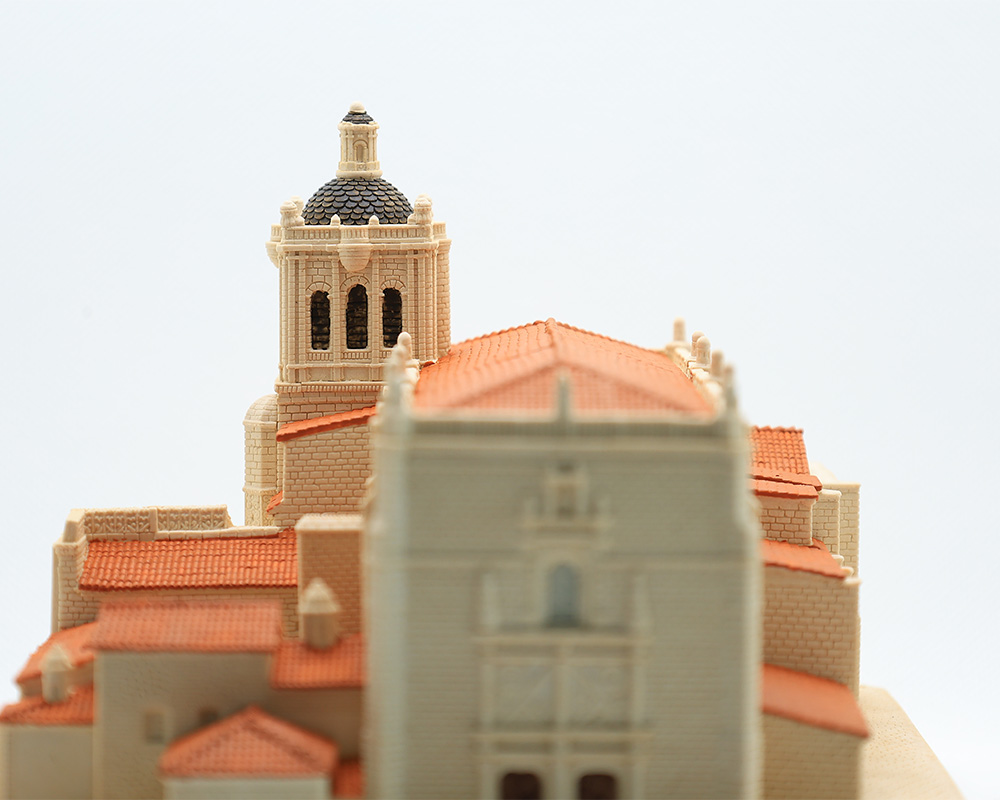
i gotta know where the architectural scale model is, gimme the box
[0,104,960,800]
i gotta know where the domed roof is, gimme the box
[302,177,413,226]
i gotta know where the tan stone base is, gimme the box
[860,686,962,800]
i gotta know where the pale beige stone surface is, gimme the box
[1,726,92,799]
[763,714,862,799]
[860,686,963,800]
[163,777,327,800]
[764,564,860,691]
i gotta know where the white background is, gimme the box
[1,2,997,797]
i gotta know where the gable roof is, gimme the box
[0,685,94,726]
[79,528,296,591]
[17,622,97,687]
[761,538,848,579]
[414,319,713,416]
[762,663,868,737]
[92,599,282,653]
[271,633,365,690]
[159,706,337,777]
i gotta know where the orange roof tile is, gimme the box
[752,478,819,500]
[762,664,868,737]
[16,622,97,687]
[160,706,337,777]
[751,469,822,489]
[0,685,94,726]
[414,319,713,416]
[79,528,296,591]
[335,759,364,798]
[92,599,282,653]
[750,426,811,474]
[270,633,365,690]
[277,406,377,443]
[266,491,284,514]
[761,538,847,579]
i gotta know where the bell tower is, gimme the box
[246,103,451,525]
[264,102,452,425]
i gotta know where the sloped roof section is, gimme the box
[271,633,365,690]
[752,478,820,500]
[17,622,97,687]
[751,427,811,474]
[160,706,337,777]
[761,538,848,579]
[80,528,296,591]
[762,663,868,737]
[415,319,713,416]
[0,685,94,726]
[92,599,282,653]
[277,406,377,443]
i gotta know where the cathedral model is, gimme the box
[0,104,959,800]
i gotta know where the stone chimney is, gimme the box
[41,644,72,703]
[301,578,342,649]
[296,513,362,636]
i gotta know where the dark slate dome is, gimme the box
[302,177,414,226]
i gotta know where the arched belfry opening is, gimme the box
[346,285,368,349]
[310,291,330,350]
[382,288,402,347]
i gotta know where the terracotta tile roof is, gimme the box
[271,633,365,690]
[159,706,337,777]
[266,491,284,514]
[79,528,296,591]
[414,319,713,416]
[92,599,283,653]
[335,759,364,798]
[277,406,377,442]
[752,478,819,500]
[16,622,97,687]
[0,685,94,726]
[750,426,811,475]
[761,538,848,579]
[762,663,868,737]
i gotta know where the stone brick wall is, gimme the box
[762,714,861,799]
[758,496,813,544]
[53,535,93,632]
[811,489,842,555]
[296,516,362,636]
[764,566,860,691]
[274,426,371,528]
[244,394,279,528]
[277,388,378,426]
[827,482,860,575]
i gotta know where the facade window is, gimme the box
[501,772,542,800]
[578,774,618,800]
[143,709,166,743]
[382,288,402,347]
[346,285,368,349]
[354,141,367,162]
[547,563,580,628]
[310,291,330,350]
